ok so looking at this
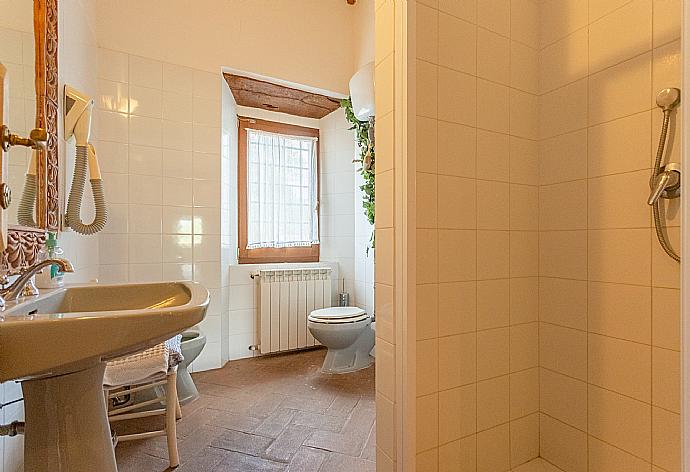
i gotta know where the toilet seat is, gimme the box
[308,306,368,324]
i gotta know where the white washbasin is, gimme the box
[0,281,209,472]
[0,281,208,382]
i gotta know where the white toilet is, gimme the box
[307,306,375,374]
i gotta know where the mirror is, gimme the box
[0,0,59,274]
[0,1,37,227]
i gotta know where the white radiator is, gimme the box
[257,268,333,354]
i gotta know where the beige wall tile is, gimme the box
[377,54,395,116]
[438,175,476,229]
[477,80,510,133]
[376,111,394,173]
[417,394,440,452]
[539,277,588,330]
[587,111,651,177]
[510,231,539,277]
[477,130,509,181]
[477,181,509,230]
[540,413,588,472]
[540,322,587,380]
[438,12,476,74]
[377,228,396,285]
[377,393,396,459]
[589,0,652,74]
[510,368,539,420]
[652,406,680,471]
[376,283,395,344]
[539,180,588,231]
[652,0,681,46]
[439,281,477,336]
[510,41,539,94]
[539,28,588,93]
[439,384,477,442]
[417,59,438,119]
[510,413,540,468]
[509,184,538,231]
[509,89,539,140]
[588,228,651,285]
[477,375,509,430]
[417,339,439,397]
[416,172,438,229]
[438,121,476,178]
[477,279,510,330]
[477,0,510,36]
[438,229,476,282]
[589,53,652,126]
[539,230,588,280]
[477,230,509,279]
[588,385,651,461]
[652,346,680,413]
[376,339,396,401]
[588,281,652,344]
[417,4,439,64]
[438,0,476,23]
[510,322,539,372]
[588,170,651,229]
[510,0,539,48]
[510,277,538,324]
[652,41,680,109]
[510,137,539,185]
[477,327,510,380]
[651,226,680,289]
[377,170,395,229]
[540,0,588,47]
[477,424,510,472]
[588,333,652,402]
[417,117,438,174]
[589,0,631,21]
[417,283,439,341]
[588,436,651,472]
[439,333,477,389]
[477,28,509,84]
[416,228,439,284]
[540,368,588,431]
[416,449,438,471]
[540,129,588,185]
[540,79,588,139]
[652,287,680,350]
[438,67,476,126]
[439,435,477,472]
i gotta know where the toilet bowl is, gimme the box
[307,307,375,374]
[132,327,206,410]
[177,327,206,404]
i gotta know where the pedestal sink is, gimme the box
[0,281,209,472]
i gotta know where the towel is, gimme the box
[103,335,183,388]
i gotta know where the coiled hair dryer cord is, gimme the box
[65,144,107,235]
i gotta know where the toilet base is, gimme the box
[320,324,375,374]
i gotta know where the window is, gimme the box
[238,117,320,264]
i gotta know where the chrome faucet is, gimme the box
[0,258,74,306]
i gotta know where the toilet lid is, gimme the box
[308,306,368,324]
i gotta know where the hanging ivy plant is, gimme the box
[341,97,375,248]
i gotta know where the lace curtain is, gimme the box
[246,128,319,249]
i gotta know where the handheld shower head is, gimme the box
[656,87,681,112]
[64,85,94,146]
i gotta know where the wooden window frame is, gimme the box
[237,117,320,264]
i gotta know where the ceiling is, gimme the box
[223,74,342,120]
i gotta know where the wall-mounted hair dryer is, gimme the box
[63,85,107,235]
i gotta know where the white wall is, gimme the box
[95,0,357,95]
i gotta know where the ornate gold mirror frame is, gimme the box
[1,0,58,274]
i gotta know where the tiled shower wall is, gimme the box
[95,49,228,371]
[413,0,541,469]
[537,0,682,470]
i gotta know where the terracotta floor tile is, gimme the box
[116,348,375,472]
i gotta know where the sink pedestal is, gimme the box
[22,363,117,472]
